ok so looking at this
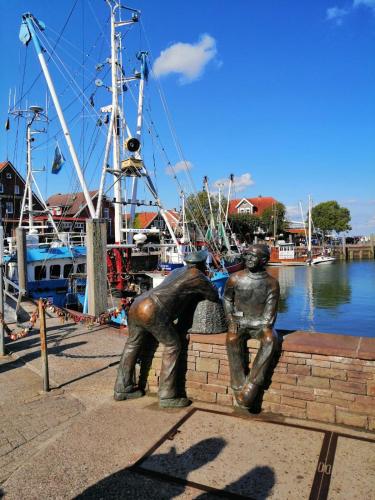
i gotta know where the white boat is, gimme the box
[311,255,335,265]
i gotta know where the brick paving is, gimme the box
[0,357,84,485]
[0,312,374,499]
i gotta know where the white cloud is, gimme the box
[354,0,375,10]
[326,0,375,25]
[153,34,217,84]
[326,6,348,24]
[213,173,254,193]
[165,160,192,176]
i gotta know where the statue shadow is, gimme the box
[196,465,276,499]
[74,437,226,499]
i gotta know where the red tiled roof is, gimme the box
[228,197,278,216]
[47,191,99,216]
[164,210,180,230]
[286,228,306,234]
[134,212,158,229]
[0,161,11,171]
[124,210,180,229]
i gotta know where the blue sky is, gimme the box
[1,0,374,234]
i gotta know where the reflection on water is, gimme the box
[268,261,375,337]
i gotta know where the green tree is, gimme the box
[228,213,261,241]
[185,190,227,231]
[260,203,287,236]
[311,201,351,238]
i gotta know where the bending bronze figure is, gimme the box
[114,250,219,408]
[223,244,280,408]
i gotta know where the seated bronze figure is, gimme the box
[223,244,280,408]
[114,250,220,408]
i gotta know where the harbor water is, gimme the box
[268,261,375,337]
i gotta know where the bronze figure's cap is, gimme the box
[243,244,270,259]
[184,250,208,264]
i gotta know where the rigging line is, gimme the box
[144,114,212,235]
[35,27,105,124]
[33,67,110,151]
[13,0,79,109]
[12,47,28,167]
[139,19,199,193]
[34,27,110,166]
[44,23,109,66]
[88,0,111,50]
[45,29,107,103]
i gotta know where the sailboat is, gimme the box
[268,196,335,266]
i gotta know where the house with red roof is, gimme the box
[46,190,115,240]
[228,196,278,216]
[124,210,180,234]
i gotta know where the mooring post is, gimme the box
[38,298,49,392]
[16,227,28,295]
[0,226,5,356]
[86,219,108,317]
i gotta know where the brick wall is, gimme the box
[142,331,375,431]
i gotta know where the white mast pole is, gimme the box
[109,3,123,243]
[129,52,147,241]
[225,174,233,228]
[204,176,214,230]
[96,118,114,217]
[26,122,33,229]
[181,191,186,241]
[22,14,96,218]
[308,194,312,257]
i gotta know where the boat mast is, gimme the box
[19,13,96,219]
[307,194,312,260]
[109,1,122,243]
[128,51,148,242]
[224,173,234,228]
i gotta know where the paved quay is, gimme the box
[0,312,374,499]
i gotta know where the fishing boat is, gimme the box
[8,4,237,326]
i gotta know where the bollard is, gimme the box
[38,298,50,392]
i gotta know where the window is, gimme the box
[14,185,20,195]
[63,264,73,278]
[74,222,84,231]
[62,222,72,230]
[35,266,46,280]
[239,207,252,214]
[0,183,3,193]
[6,173,12,179]
[103,207,110,219]
[50,265,61,279]
[76,263,86,274]
[6,202,13,214]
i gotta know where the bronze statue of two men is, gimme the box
[114,244,279,409]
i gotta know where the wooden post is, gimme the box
[86,219,107,317]
[16,227,27,295]
[38,298,49,392]
[0,226,4,356]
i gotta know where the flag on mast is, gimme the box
[51,142,65,174]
